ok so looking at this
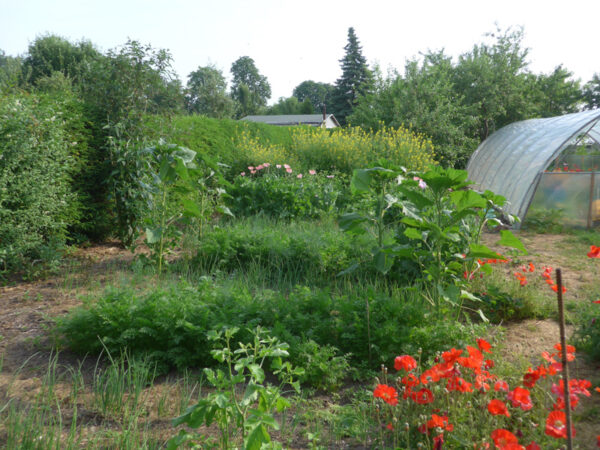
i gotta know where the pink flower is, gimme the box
[263,163,270,167]
[309,169,316,175]
[284,164,291,169]
[276,164,282,169]
[326,175,334,179]
[250,170,256,174]
[240,172,246,176]
[248,166,254,170]
[256,164,264,170]
[286,168,293,173]
[297,173,303,179]
[418,179,427,189]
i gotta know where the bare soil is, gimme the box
[1,232,599,448]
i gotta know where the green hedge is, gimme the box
[0,93,78,272]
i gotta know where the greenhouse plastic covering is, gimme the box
[466,109,600,219]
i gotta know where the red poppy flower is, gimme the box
[502,444,525,450]
[491,429,519,447]
[525,442,541,450]
[477,338,492,353]
[508,386,533,411]
[488,399,510,417]
[554,343,575,361]
[386,422,393,430]
[551,284,567,293]
[594,300,600,304]
[528,262,535,272]
[544,278,555,286]
[441,348,463,363]
[587,245,600,258]
[427,413,453,432]
[596,435,600,447]
[415,387,434,404]
[447,376,473,393]
[523,367,542,388]
[484,359,494,369]
[494,380,509,392]
[545,410,575,439]
[401,373,420,387]
[394,355,417,372]
[373,384,398,406]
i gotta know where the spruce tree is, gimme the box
[332,27,372,125]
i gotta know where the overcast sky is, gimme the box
[1,0,598,103]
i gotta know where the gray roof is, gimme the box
[241,114,339,126]
[466,109,600,219]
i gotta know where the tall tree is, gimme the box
[22,34,100,85]
[529,65,583,117]
[583,73,600,110]
[230,56,271,118]
[331,27,373,125]
[0,50,23,92]
[185,65,233,118]
[453,26,532,141]
[293,80,334,113]
[350,52,478,167]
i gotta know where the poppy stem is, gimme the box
[556,268,573,450]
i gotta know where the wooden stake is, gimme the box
[556,268,573,449]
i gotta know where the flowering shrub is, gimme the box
[371,339,597,449]
[291,125,436,174]
[227,163,349,219]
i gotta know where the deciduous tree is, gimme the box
[230,56,271,118]
[185,65,233,118]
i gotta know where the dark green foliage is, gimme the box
[0,93,75,272]
[80,40,185,244]
[185,65,234,118]
[331,27,373,125]
[0,50,24,92]
[226,173,347,219]
[529,65,583,117]
[293,80,335,113]
[265,96,314,115]
[230,56,271,118]
[468,286,535,323]
[56,281,482,376]
[22,34,101,85]
[350,54,478,167]
[583,73,600,110]
[293,340,351,391]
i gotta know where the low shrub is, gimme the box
[226,168,349,219]
[55,281,484,379]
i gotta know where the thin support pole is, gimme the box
[556,268,573,449]
[587,172,595,229]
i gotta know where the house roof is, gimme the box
[466,109,600,219]
[241,114,340,127]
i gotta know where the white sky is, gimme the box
[1,0,598,104]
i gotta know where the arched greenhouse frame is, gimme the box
[466,109,600,228]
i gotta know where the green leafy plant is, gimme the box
[141,141,232,274]
[168,326,303,450]
[340,164,525,317]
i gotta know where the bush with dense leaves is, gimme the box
[226,171,349,219]
[55,281,484,378]
[0,93,77,273]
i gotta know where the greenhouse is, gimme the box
[466,109,600,228]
